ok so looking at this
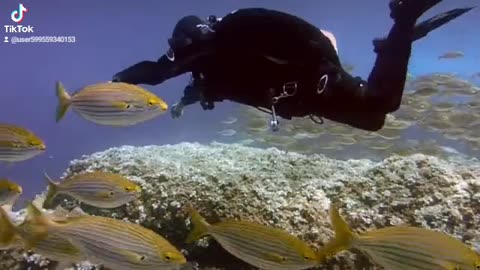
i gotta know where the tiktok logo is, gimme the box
[11,4,28,23]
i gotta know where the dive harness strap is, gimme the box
[257,72,329,131]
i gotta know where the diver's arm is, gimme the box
[112,14,215,86]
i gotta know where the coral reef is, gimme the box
[1,142,479,270]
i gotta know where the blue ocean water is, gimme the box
[0,0,479,206]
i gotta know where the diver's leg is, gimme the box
[305,0,468,131]
[365,0,446,113]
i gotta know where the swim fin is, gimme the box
[412,7,476,41]
[374,6,475,53]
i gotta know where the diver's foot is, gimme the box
[389,0,442,24]
[171,103,184,119]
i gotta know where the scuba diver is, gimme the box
[112,0,474,131]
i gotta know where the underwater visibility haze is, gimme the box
[0,0,480,269]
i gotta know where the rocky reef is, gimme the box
[1,142,479,270]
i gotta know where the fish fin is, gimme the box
[114,248,147,264]
[48,205,70,222]
[317,204,356,260]
[96,191,114,199]
[0,205,19,246]
[22,201,56,249]
[25,201,55,226]
[32,194,46,211]
[1,204,13,213]
[55,81,72,123]
[112,101,129,111]
[185,206,211,243]
[43,172,59,209]
[69,206,87,218]
[264,252,286,263]
[441,261,461,270]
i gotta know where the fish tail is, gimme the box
[55,81,72,122]
[43,172,59,209]
[317,204,357,262]
[185,206,211,244]
[22,201,56,249]
[0,206,19,243]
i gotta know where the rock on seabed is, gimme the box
[1,142,479,270]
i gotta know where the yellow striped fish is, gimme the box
[0,179,22,206]
[55,81,168,126]
[318,205,480,270]
[39,206,186,270]
[186,207,321,270]
[13,203,87,269]
[43,171,142,209]
[0,124,46,162]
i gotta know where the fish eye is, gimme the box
[165,255,171,261]
[125,104,131,109]
[139,255,146,261]
[109,191,115,196]
[147,98,158,107]
[124,187,136,192]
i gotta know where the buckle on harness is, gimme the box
[283,81,298,96]
[317,74,328,95]
[272,81,298,104]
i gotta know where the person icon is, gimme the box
[4,37,9,43]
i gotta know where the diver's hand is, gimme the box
[111,74,122,83]
[171,103,184,119]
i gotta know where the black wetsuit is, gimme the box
[112,0,473,131]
